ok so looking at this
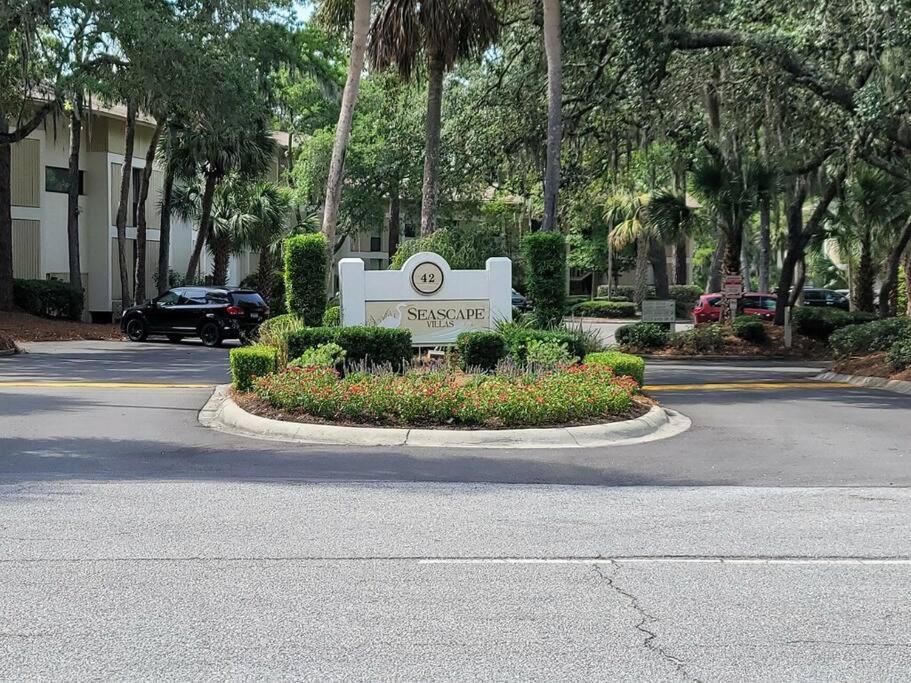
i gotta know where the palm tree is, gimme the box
[541,0,561,233]
[318,0,372,274]
[368,0,500,235]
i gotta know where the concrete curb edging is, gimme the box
[199,385,691,449]
[813,371,911,396]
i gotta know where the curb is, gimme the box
[0,348,16,357]
[199,385,691,449]
[813,371,911,396]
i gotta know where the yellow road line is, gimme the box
[0,381,212,389]
[645,381,855,392]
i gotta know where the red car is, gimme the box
[693,292,777,323]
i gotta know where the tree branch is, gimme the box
[0,100,56,144]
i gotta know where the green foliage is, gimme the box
[525,340,577,370]
[899,266,908,315]
[615,323,669,349]
[13,279,83,320]
[456,331,507,371]
[500,326,587,364]
[522,232,566,327]
[672,323,725,353]
[230,345,278,392]
[731,316,767,343]
[597,284,702,317]
[829,317,911,357]
[571,300,637,318]
[585,351,646,385]
[253,364,636,427]
[791,307,855,340]
[284,234,328,326]
[256,313,306,365]
[286,326,413,369]
[888,338,911,371]
[322,305,341,326]
[289,342,347,369]
[389,223,506,270]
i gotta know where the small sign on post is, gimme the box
[641,299,677,333]
[721,275,744,323]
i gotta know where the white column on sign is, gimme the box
[486,257,513,325]
[338,257,366,325]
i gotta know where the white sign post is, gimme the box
[338,252,512,346]
[641,299,677,333]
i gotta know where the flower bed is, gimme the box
[250,364,639,428]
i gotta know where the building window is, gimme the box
[370,235,382,252]
[45,166,85,194]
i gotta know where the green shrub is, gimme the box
[525,339,577,369]
[13,278,83,320]
[888,337,911,371]
[672,323,725,353]
[284,233,328,326]
[230,345,278,392]
[522,232,566,327]
[456,331,507,371]
[286,326,412,369]
[791,307,853,340]
[572,300,637,319]
[586,351,645,385]
[257,313,305,365]
[500,326,587,363]
[596,284,702,317]
[615,323,669,350]
[322,305,341,327]
[829,317,911,357]
[732,316,767,343]
[254,364,636,427]
[290,342,347,369]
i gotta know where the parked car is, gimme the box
[693,292,777,323]
[121,287,269,346]
[799,288,849,310]
[512,288,531,311]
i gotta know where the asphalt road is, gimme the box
[1,340,910,680]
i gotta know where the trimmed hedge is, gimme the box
[596,284,702,317]
[456,331,507,371]
[286,326,412,369]
[572,300,637,319]
[829,317,911,357]
[322,305,341,327]
[791,307,875,341]
[888,337,911,371]
[523,232,566,327]
[586,351,645,385]
[13,278,83,320]
[672,322,725,353]
[615,323,669,349]
[230,345,278,392]
[284,233,328,326]
[501,327,586,363]
[732,316,767,343]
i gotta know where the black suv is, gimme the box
[801,288,850,310]
[121,287,269,346]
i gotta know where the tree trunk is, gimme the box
[634,235,649,306]
[878,214,911,317]
[387,187,400,259]
[905,250,911,316]
[186,172,217,281]
[741,240,752,292]
[758,196,771,292]
[115,101,137,312]
[707,229,726,292]
[66,96,83,295]
[0,120,12,311]
[674,238,687,285]
[134,121,163,305]
[541,0,562,233]
[157,142,175,295]
[258,245,273,297]
[649,242,670,299]
[856,229,875,312]
[321,0,370,260]
[420,55,445,236]
[211,232,231,285]
[722,225,743,276]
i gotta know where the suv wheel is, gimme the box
[125,318,148,342]
[199,322,222,347]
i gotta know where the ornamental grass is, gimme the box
[252,364,638,428]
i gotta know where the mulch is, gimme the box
[0,310,122,343]
[631,323,831,359]
[834,352,911,382]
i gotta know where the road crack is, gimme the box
[592,561,701,682]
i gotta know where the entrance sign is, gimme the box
[641,300,676,324]
[339,252,512,345]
